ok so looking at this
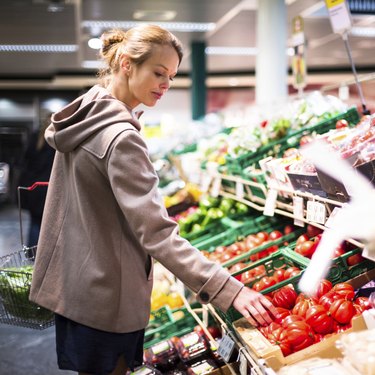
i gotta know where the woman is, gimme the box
[30,24,278,375]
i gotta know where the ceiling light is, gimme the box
[351,26,375,37]
[133,10,177,21]
[83,20,215,33]
[205,46,258,56]
[0,44,77,52]
[88,37,102,50]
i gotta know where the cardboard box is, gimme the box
[233,270,375,371]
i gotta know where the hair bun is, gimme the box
[101,29,126,55]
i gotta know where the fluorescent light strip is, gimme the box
[82,20,215,32]
[351,26,375,38]
[0,44,78,52]
[205,46,258,56]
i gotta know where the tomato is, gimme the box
[284,266,301,279]
[229,262,247,281]
[346,253,364,266]
[283,224,295,235]
[240,270,255,285]
[281,314,305,328]
[273,307,291,324]
[281,321,315,352]
[273,269,286,283]
[305,305,335,335]
[332,245,346,258]
[319,291,338,310]
[332,283,355,300]
[207,326,222,339]
[296,234,309,245]
[292,298,318,318]
[256,231,269,242]
[299,135,314,147]
[265,325,293,356]
[261,276,277,290]
[252,280,266,292]
[269,230,283,240]
[272,286,298,309]
[315,279,333,299]
[306,224,323,238]
[295,240,317,259]
[329,299,355,324]
[336,119,349,129]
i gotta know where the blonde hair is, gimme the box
[98,24,183,85]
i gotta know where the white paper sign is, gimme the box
[236,181,244,199]
[218,334,235,363]
[306,200,326,224]
[263,189,278,217]
[326,0,352,35]
[293,196,305,227]
[210,176,221,197]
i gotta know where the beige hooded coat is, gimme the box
[29,85,243,333]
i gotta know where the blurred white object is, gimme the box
[298,140,375,296]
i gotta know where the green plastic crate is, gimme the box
[144,303,207,349]
[218,248,309,326]
[225,107,360,174]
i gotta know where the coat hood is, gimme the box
[45,85,142,153]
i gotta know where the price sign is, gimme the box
[236,181,244,199]
[239,352,247,375]
[306,201,326,224]
[210,176,222,198]
[218,334,235,363]
[325,0,352,35]
[264,189,278,217]
[200,174,212,193]
[293,196,305,227]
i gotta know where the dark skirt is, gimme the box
[55,314,145,375]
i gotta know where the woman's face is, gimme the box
[124,44,179,108]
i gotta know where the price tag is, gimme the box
[200,174,212,193]
[218,334,235,363]
[293,196,305,227]
[210,176,222,198]
[236,181,244,199]
[263,189,278,217]
[325,0,352,35]
[306,201,326,224]
[239,352,247,375]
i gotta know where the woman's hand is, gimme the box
[232,287,278,327]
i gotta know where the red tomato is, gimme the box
[346,253,364,266]
[336,119,349,129]
[296,234,309,245]
[319,291,338,310]
[207,326,222,339]
[332,283,355,300]
[329,299,356,324]
[295,240,317,259]
[272,286,298,310]
[240,270,255,285]
[273,269,286,283]
[228,262,247,281]
[305,305,335,335]
[292,298,318,318]
[306,224,323,238]
[269,230,283,240]
[283,224,295,235]
[315,279,333,299]
[252,280,266,292]
[284,266,301,279]
[256,231,269,242]
[281,321,315,352]
[261,276,277,290]
[273,307,291,324]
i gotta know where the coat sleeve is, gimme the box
[107,129,244,312]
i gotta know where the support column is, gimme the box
[190,41,206,120]
[256,0,288,107]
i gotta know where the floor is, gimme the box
[0,202,75,375]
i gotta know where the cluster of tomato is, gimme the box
[258,280,372,357]
[293,225,365,266]
[202,224,294,265]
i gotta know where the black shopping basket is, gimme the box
[0,182,54,329]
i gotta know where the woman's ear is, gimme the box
[121,55,131,75]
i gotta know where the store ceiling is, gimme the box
[0,0,375,89]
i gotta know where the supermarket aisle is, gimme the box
[0,203,74,375]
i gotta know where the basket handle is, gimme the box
[17,182,49,249]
